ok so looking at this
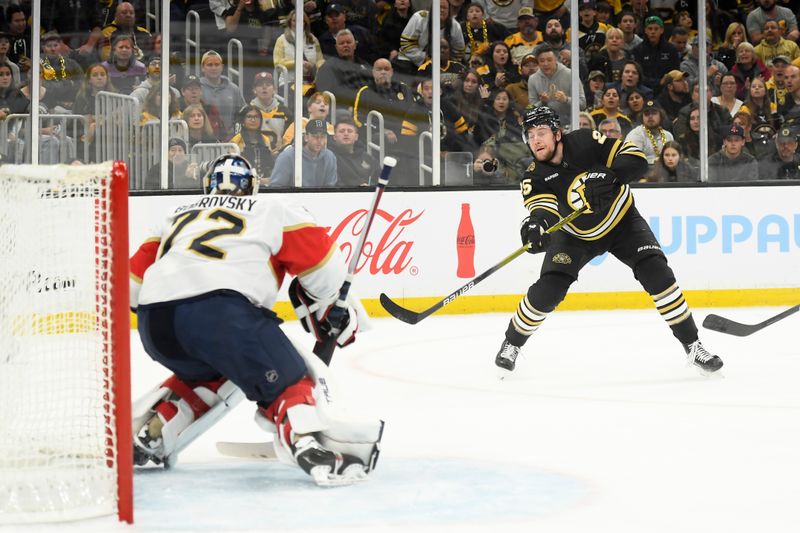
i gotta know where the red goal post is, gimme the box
[0,161,133,523]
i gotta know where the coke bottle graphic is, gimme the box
[456,203,475,278]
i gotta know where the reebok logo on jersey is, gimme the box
[545,173,559,181]
[552,253,572,264]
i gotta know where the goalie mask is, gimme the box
[204,154,258,196]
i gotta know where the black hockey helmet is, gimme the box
[522,106,561,141]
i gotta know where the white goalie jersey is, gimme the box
[130,195,346,310]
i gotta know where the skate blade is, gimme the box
[496,365,514,380]
[688,362,725,379]
[310,464,369,487]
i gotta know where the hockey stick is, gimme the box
[313,157,397,365]
[380,206,588,325]
[702,305,799,337]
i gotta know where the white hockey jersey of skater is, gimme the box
[130,194,345,309]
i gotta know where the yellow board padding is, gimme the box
[129,287,799,328]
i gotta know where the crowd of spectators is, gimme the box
[3,0,800,185]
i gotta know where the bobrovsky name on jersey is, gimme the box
[589,213,800,265]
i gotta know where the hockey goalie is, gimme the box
[128,155,383,487]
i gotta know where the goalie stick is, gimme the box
[380,205,588,325]
[216,441,278,460]
[702,305,799,337]
[313,157,397,365]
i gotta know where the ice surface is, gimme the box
[9,307,800,532]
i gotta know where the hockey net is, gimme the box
[0,161,133,523]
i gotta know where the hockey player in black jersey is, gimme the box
[495,106,723,375]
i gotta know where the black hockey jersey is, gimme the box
[521,128,648,241]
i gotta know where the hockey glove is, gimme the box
[580,168,619,213]
[520,215,551,254]
[289,278,358,348]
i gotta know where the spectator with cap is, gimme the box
[316,28,373,111]
[39,31,85,112]
[505,53,537,108]
[462,3,509,59]
[480,0,529,33]
[632,15,680,96]
[746,0,799,45]
[180,74,226,139]
[587,27,631,84]
[766,54,790,107]
[680,34,728,92]
[754,19,800,66]
[759,126,800,179]
[657,69,691,124]
[249,71,289,145]
[708,123,759,181]
[269,118,338,188]
[567,0,609,53]
[145,137,198,190]
[625,99,674,164]
[503,7,542,65]
[584,69,606,110]
[199,49,246,139]
[131,55,181,106]
[319,4,374,63]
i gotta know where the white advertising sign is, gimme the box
[130,186,800,301]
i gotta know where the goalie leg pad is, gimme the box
[133,375,242,466]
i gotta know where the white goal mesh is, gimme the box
[0,162,132,524]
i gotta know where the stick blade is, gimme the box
[702,314,755,337]
[216,441,278,460]
[379,293,422,324]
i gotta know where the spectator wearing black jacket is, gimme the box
[329,118,379,186]
[631,15,680,96]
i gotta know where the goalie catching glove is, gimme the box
[520,214,551,254]
[289,277,358,347]
[580,168,619,213]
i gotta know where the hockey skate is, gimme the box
[292,434,368,487]
[495,340,521,376]
[684,340,723,374]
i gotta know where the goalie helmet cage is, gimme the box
[0,161,133,524]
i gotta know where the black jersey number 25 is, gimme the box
[160,209,246,260]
